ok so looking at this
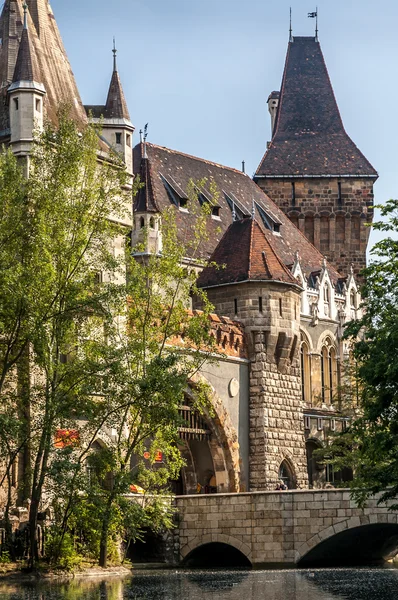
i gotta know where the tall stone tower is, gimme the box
[254,37,378,277]
[197,217,308,491]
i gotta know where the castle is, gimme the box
[0,1,377,495]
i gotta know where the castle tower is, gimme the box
[254,37,378,277]
[8,3,45,156]
[197,217,308,491]
[85,43,134,177]
[131,145,162,255]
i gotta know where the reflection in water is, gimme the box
[0,568,398,599]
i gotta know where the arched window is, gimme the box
[300,341,311,403]
[140,217,145,229]
[149,217,155,229]
[329,347,338,405]
[321,341,338,405]
[278,460,295,489]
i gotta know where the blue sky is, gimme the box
[51,0,398,251]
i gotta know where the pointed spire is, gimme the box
[105,40,130,120]
[134,149,160,214]
[11,2,42,85]
[112,37,117,72]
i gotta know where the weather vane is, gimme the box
[308,8,318,41]
[289,7,293,42]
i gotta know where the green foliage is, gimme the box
[45,530,82,571]
[0,108,218,568]
[323,199,398,508]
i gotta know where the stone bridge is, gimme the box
[174,489,398,567]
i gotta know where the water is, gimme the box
[1,568,398,599]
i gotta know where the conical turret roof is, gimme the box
[134,150,160,213]
[197,217,298,288]
[12,19,42,85]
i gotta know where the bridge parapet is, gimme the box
[175,489,398,567]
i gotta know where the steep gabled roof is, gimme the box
[255,37,377,178]
[197,217,298,288]
[133,142,342,284]
[0,0,87,140]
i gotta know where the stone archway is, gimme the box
[183,375,241,493]
[180,533,252,563]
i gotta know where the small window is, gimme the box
[273,223,280,234]
[330,418,336,432]
[126,134,131,147]
[35,98,41,113]
[317,418,323,431]
[140,217,145,229]
[115,132,122,144]
[291,182,296,206]
[13,98,19,111]
[337,181,342,205]
[179,198,188,210]
[259,296,263,313]
[304,416,311,430]
[211,206,220,218]
[149,217,155,229]
[234,298,238,316]
[279,298,283,317]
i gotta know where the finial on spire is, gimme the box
[242,160,245,174]
[251,200,255,220]
[23,3,28,30]
[112,37,117,72]
[289,7,293,42]
[308,8,318,41]
[143,123,148,159]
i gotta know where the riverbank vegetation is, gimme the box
[0,112,217,570]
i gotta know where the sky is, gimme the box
[50,0,398,251]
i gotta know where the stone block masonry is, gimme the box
[175,490,397,567]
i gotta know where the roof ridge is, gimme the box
[144,142,249,176]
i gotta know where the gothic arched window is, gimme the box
[321,340,338,405]
[300,341,311,403]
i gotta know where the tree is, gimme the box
[0,108,219,568]
[325,199,398,508]
[0,110,129,566]
[47,181,219,568]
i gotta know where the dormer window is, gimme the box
[211,206,220,218]
[115,132,122,144]
[13,98,19,111]
[179,198,188,210]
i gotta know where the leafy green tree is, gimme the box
[0,110,129,566]
[49,186,218,568]
[324,199,398,508]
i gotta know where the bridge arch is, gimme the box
[180,533,252,564]
[297,515,398,566]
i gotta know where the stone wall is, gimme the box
[256,177,374,277]
[201,282,308,491]
[176,490,397,567]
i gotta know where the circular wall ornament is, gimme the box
[229,378,239,398]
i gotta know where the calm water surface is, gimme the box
[1,568,398,599]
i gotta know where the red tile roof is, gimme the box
[197,217,298,288]
[256,37,377,178]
